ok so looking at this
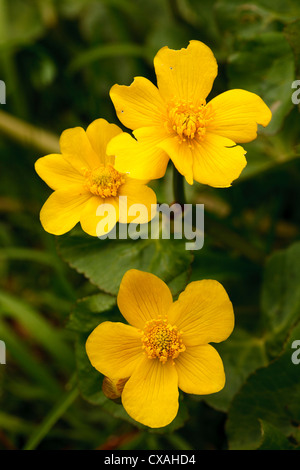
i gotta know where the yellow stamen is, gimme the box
[166,99,214,146]
[84,164,125,198]
[141,317,185,364]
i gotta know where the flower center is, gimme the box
[84,164,125,198]
[166,99,214,145]
[141,318,185,364]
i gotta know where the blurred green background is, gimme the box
[1,0,300,450]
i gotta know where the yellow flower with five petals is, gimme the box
[35,119,157,237]
[86,269,234,428]
[108,40,272,187]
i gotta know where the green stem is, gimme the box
[23,375,79,450]
[172,165,186,205]
[0,110,59,153]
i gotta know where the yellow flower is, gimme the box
[86,269,234,428]
[108,40,272,187]
[35,119,157,237]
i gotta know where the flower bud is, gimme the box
[102,376,129,402]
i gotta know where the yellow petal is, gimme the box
[35,154,85,190]
[86,322,143,379]
[208,89,272,143]
[80,196,119,237]
[86,118,122,166]
[110,76,165,130]
[158,132,246,187]
[167,280,234,346]
[121,355,179,428]
[175,344,225,395]
[59,126,100,173]
[39,187,91,235]
[117,269,173,329]
[154,40,218,105]
[192,133,247,187]
[118,179,157,224]
[107,131,169,181]
[157,135,194,185]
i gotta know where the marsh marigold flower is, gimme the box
[86,269,234,428]
[108,40,272,187]
[35,119,157,237]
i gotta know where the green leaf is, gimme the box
[204,241,300,416]
[261,241,300,357]
[228,32,295,134]
[226,321,300,450]
[237,108,300,182]
[68,292,118,333]
[57,231,193,297]
[204,327,267,412]
[257,420,299,450]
